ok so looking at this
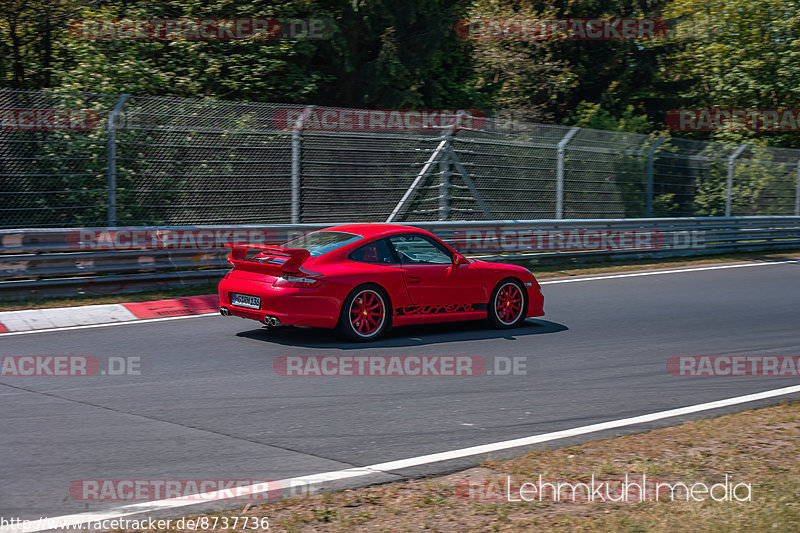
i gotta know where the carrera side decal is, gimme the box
[394,303,485,316]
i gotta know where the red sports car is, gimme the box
[218,223,544,341]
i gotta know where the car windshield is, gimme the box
[281,231,362,257]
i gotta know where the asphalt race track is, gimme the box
[2,261,800,521]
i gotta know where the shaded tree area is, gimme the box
[1,0,799,143]
[1,0,487,109]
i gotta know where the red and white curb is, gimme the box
[0,295,218,333]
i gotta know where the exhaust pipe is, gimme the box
[263,316,282,327]
[220,307,230,316]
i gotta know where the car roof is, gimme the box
[320,223,428,239]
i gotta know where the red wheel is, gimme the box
[488,280,526,328]
[338,286,389,341]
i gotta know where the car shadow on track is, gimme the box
[235,319,568,349]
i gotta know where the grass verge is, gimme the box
[111,401,800,533]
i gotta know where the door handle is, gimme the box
[408,275,421,284]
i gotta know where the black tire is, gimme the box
[487,278,527,329]
[337,284,391,342]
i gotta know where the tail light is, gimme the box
[273,275,324,288]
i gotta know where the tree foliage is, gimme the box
[1,0,799,141]
[654,0,800,147]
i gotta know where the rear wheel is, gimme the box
[338,285,390,341]
[487,279,526,328]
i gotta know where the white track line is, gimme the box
[2,259,796,337]
[5,384,800,533]
[539,259,797,284]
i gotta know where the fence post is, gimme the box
[645,135,666,217]
[438,128,454,221]
[556,127,580,219]
[726,144,747,216]
[796,160,800,216]
[291,106,315,224]
[387,133,451,222]
[106,94,129,227]
[438,153,451,221]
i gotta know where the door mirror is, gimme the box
[453,253,468,265]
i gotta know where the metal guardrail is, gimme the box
[1,217,798,299]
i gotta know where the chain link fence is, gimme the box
[2,89,799,228]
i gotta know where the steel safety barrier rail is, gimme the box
[1,217,798,299]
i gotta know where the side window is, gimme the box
[349,239,397,264]
[388,234,452,265]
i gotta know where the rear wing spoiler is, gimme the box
[224,243,310,274]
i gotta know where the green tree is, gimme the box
[0,0,82,89]
[660,0,800,147]
[1,0,485,110]
[467,0,672,124]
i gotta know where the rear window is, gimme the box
[281,231,362,257]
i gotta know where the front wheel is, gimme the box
[487,279,527,329]
[338,285,390,342]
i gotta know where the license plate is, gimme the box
[232,293,261,309]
